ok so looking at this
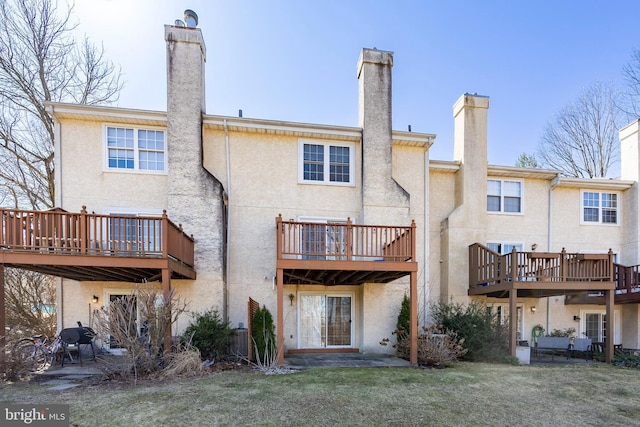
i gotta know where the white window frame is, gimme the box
[102,288,139,354]
[103,124,167,175]
[579,309,621,345]
[486,241,524,255]
[487,179,523,214]
[297,291,355,349]
[297,216,350,260]
[298,139,355,186]
[580,190,620,225]
[103,208,163,253]
[490,303,524,341]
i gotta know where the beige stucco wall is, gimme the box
[54,113,223,334]
[202,124,426,354]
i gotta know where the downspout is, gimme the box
[423,148,430,326]
[48,104,65,329]
[547,174,560,333]
[224,119,231,323]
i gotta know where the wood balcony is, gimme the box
[566,263,640,305]
[468,243,615,298]
[0,207,196,282]
[276,215,417,285]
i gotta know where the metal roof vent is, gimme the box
[184,9,198,28]
[174,19,185,27]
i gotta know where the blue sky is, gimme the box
[74,0,639,169]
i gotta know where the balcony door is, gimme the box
[300,218,348,260]
[298,293,353,349]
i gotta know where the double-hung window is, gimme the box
[298,140,354,185]
[106,126,166,172]
[487,179,522,213]
[581,191,619,225]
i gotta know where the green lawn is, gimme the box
[2,362,640,426]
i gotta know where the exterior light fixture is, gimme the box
[530,306,536,313]
[92,295,99,304]
[288,293,295,306]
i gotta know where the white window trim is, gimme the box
[103,124,168,175]
[578,309,621,345]
[296,291,355,349]
[487,178,524,215]
[486,241,524,255]
[489,303,525,340]
[579,190,621,226]
[297,216,351,260]
[297,139,355,187]
[101,288,138,355]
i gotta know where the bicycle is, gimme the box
[12,334,64,373]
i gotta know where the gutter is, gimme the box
[424,149,430,325]
[547,174,561,334]
[224,119,231,323]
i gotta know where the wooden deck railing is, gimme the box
[1,207,194,267]
[614,263,640,296]
[469,243,614,288]
[276,215,415,262]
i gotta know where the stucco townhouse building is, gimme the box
[3,10,640,364]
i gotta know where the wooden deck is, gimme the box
[274,215,419,366]
[468,243,621,362]
[0,207,196,281]
[468,244,616,299]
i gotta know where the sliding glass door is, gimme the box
[299,294,353,348]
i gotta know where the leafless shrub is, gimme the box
[381,325,467,367]
[92,282,188,384]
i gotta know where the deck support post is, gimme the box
[0,263,5,374]
[162,268,172,357]
[276,268,284,366]
[410,270,418,365]
[509,287,517,357]
[605,289,614,363]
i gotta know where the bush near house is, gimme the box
[396,294,410,333]
[430,300,509,362]
[182,309,234,361]
[381,295,467,367]
[548,327,576,337]
[251,305,275,363]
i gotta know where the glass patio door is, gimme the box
[299,294,352,348]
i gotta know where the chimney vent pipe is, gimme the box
[184,9,198,28]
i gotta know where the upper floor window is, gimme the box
[582,191,619,225]
[487,242,523,254]
[106,126,165,173]
[298,140,354,186]
[487,179,522,213]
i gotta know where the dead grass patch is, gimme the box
[2,362,640,426]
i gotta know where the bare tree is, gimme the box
[538,82,621,178]
[4,269,56,340]
[0,0,123,343]
[0,0,123,209]
[621,46,640,119]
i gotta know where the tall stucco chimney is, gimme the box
[165,12,225,312]
[357,48,409,225]
[452,93,489,213]
[440,93,489,302]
